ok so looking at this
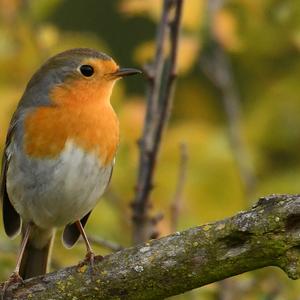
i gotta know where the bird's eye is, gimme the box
[79,65,94,77]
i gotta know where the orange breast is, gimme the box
[24,103,119,166]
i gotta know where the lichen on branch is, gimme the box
[2,194,300,300]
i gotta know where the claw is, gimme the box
[85,250,95,268]
[77,251,94,271]
[76,251,103,275]
[1,272,24,300]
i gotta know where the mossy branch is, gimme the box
[2,194,300,299]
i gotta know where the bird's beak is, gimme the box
[111,67,142,78]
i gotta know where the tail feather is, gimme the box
[19,233,54,280]
[63,211,91,248]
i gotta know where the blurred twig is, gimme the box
[131,0,184,244]
[200,0,256,202]
[170,142,188,233]
[200,1,257,299]
[85,235,123,252]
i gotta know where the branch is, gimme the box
[132,0,184,244]
[3,194,300,299]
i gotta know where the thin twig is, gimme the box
[132,0,184,244]
[200,0,256,202]
[170,142,188,232]
[200,2,257,299]
[85,235,123,252]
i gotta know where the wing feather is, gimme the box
[1,118,21,237]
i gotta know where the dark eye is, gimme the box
[79,65,94,77]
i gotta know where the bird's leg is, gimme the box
[75,221,98,270]
[1,224,31,299]
[13,223,32,277]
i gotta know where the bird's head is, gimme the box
[22,48,141,107]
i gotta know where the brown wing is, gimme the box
[1,119,21,237]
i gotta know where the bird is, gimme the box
[0,48,141,283]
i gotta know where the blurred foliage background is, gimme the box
[0,0,300,299]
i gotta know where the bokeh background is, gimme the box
[1,0,300,299]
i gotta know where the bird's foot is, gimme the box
[77,251,102,274]
[1,272,24,300]
[84,250,95,269]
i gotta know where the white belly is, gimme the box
[6,140,113,229]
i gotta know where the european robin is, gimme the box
[0,48,141,282]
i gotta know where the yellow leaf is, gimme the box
[177,36,200,74]
[213,9,242,51]
[118,0,161,19]
[134,41,156,65]
[181,0,205,31]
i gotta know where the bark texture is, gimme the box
[2,194,300,299]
